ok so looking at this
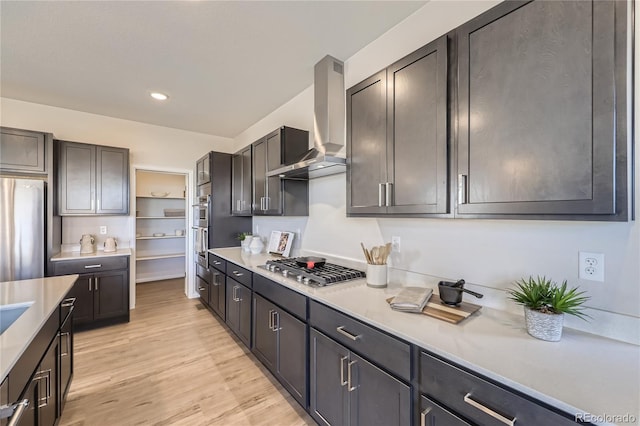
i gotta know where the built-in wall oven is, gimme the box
[193,183,210,228]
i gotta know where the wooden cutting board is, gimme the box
[386,294,482,324]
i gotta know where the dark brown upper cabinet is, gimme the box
[456,0,631,220]
[347,35,449,216]
[57,140,129,215]
[252,126,309,216]
[0,127,49,174]
[231,145,252,216]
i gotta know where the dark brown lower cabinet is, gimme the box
[252,294,307,407]
[209,268,226,320]
[66,271,129,328]
[225,278,251,347]
[309,328,410,426]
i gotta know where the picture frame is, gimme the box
[267,230,295,257]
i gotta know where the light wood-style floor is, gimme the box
[60,278,315,426]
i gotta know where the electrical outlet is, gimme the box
[579,252,604,282]
[391,236,401,253]
[99,226,107,235]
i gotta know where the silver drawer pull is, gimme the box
[84,264,102,269]
[464,393,516,426]
[5,399,29,426]
[61,297,76,307]
[232,270,243,277]
[336,326,361,341]
[420,407,432,426]
[212,260,221,265]
[60,332,71,356]
[198,287,206,291]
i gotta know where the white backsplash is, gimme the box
[251,216,308,257]
[62,216,132,251]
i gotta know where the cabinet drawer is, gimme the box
[196,263,210,281]
[309,300,410,382]
[253,274,307,321]
[208,253,226,274]
[420,351,577,426]
[226,263,251,288]
[53,256,128,275]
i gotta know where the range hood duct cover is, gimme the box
[267,55,346,179]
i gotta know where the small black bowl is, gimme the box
[438,280,463,306]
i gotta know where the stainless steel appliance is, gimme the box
[193,226,209,268]
[0,177,45,281]
[262,258,365,287]
[193,183,210,228]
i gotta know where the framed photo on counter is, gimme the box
[267,230,295,257]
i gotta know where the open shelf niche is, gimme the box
[135,169,187,284]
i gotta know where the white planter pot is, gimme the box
[524,308,564,342]
[241,238,251,252]
[249,236,264,254]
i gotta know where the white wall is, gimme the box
[234,0,640,344]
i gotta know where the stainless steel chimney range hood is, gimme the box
[267,55,346,179]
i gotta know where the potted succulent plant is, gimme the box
[237,232,252,252]
[507,276,590,342]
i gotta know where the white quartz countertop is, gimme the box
[1,275,78,381]
[51,248,132,261]
[210,247,640,425]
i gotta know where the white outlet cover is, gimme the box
[579,251,605,282]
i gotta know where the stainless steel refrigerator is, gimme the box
[0,177,45,281]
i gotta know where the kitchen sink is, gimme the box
[0,302,33,335]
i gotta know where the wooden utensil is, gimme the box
[371,246,380,265]
[360,242,372,264]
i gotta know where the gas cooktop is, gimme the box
[261,258,366,287]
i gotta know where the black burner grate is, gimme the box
[265,258,365,286]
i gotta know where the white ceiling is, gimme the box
[1,1,426,138]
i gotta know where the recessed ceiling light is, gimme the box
[150,92,168,101]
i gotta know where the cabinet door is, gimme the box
[231,154,243,214]
[0,128,46,174]
[277,308,307,406]
[310,329,349,426]
[265,131,283,215]
[240,146,252,214]
[197,155,210,186]
[387,36,448,215]
[96,146,129,214]
[58,141,95,215]
[67,275,93,325]
[457,0,626,217]
[252,294,277,371]
[225,279,240,334]
[59,314,73,407]
[210,269,225,319]
[349,352,411,426]
[252,138,267,214]
[197,275,210,308]
[419,395,471,426]
[93,270,128,320]
[35,340,58,426]
[346,70,388,215]
[237,284,252,348]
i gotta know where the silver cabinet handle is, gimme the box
[385,182,393,206]
[233,286,240,302]
[339,356,348,386]
[458,174,468,205]
[5,399,29,426]
[463,393,516,426]
[265,197,270,211]
[268,309,274,330]
[34,369,51,407]
[232,270,243,277]
[198,287,205,291]
[88,278,92,292]
[236,200,241,211]
[420,407,433,426]
[60,332,71,357]
[61,297,76,307]
[378,183,384,207]
[95,277,99,291]
[84,264,102,269]
[91,199,94,211]
[212,260,221,266]
[336,326,361,341]
[273,311,279,331]
[347,360,357,392]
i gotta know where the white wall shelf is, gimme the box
[136,235,185,240]
[137,253,185,261]
[135,169,187,284]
